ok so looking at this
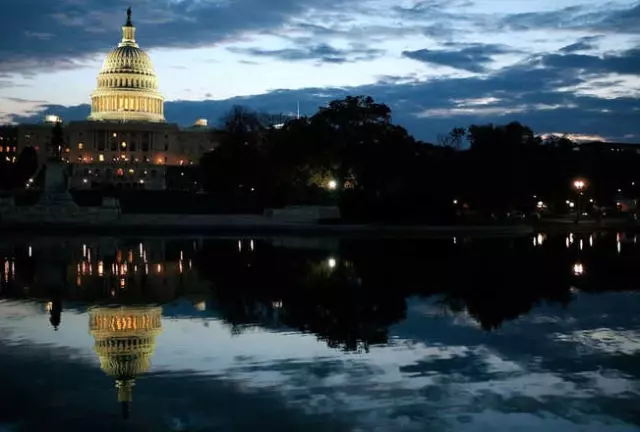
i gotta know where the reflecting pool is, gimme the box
[0,233,639,431]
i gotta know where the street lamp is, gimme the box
[327,179,337,190]
[573,179,587,223]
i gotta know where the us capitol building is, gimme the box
[12,8,217,190]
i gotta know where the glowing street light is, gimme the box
[327,179,338,190]
[573,179,587,223]
[573,262,584,276]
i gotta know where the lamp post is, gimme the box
[573,179,586,223]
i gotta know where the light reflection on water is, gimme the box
[0,233,639,431]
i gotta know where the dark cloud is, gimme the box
[541,47,640,75]
[402,44,515,73]
[11,51,639,144]
[393,0,475,19]
[500,3,640,34]
[559,36,603,53]
[0,0,352,74]
[228,43,384,64]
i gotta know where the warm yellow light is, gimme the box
[573,179,586,190]
[328,257,337,268]
[128,168,134,174]
[156,263,162,274]
[78,143,84,149]
[98,261,104,276]
[328,179,338,190]
[121,141,127,148]
[98,154,104,162]
[573,262,584,276]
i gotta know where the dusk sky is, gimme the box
[0,0,639,142]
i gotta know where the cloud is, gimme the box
[0,0,352,74]
[559,36,603,53]
[228,43,384,64]
[499,2,640,34]
[541,47,640,76]
[11,58,640,144]
[2,0,639,143]
[402,44,515,73]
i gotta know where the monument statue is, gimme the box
[37,161,79,210]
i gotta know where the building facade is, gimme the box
[6,8,218,191]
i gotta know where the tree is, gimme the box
[437,127,466,150]
[14,146,38,188]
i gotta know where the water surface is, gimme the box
[0,233,639,431]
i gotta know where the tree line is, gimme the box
[200,95,637,223]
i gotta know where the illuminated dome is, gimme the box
[88,8,165,123]
[89,306,163,418]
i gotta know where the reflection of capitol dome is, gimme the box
[89,306,162,418]
[88,8,165,123]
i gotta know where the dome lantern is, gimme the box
[120,7,137,48]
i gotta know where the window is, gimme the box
[78,143,84,150]
[110,139,118,151]
[130,141,137,151]
[164,143,169,151]
[151,170,157,178]
[142,142,149,152]
[98,154,104,162]
[97,134,106,151]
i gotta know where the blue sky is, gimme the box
[0,0,639,142]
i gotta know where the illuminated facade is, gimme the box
[9,8,218,189]
[89,305,162,417]
[0,125,19,163]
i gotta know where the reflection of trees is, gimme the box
[197,241,406,352]
[200,235,639,339]
[3,234,640,341]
